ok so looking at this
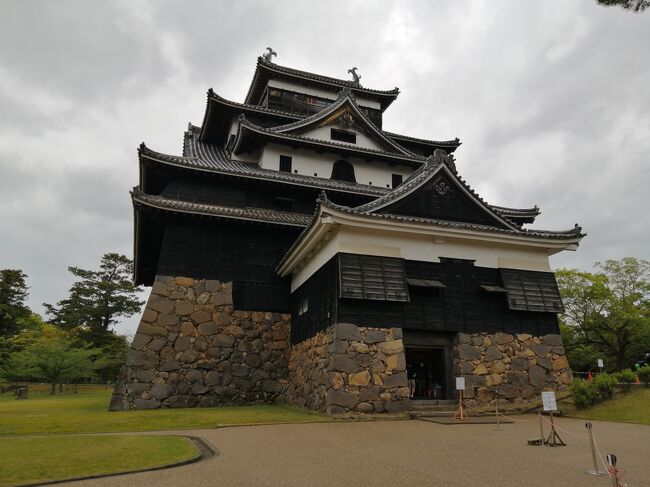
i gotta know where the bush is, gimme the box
[593,373,617,399]
[637,366,650,386]
[616,368,637,392]
[571,378,600,409]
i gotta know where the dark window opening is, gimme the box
[392,174,403,188]
[331,160,356,182]
[331,129,357,144]
[273,197,293,212]
[279,155,292,173]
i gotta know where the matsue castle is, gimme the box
[110,51,584,414]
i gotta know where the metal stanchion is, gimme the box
[585,422,605,476]
[494,388,501,431]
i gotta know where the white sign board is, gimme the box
[455,377,466,391]
[541,391,557,411]
[597,359,604,368]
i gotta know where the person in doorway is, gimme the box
[433,382,442,399]
[407,362,417,398]
[416,362,427,398]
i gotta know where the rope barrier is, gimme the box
[456,397,538,422]
[539,415,590,439]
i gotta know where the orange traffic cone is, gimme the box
[587,371,593,382]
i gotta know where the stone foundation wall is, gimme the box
[286,328,334,412]
[453,332,572,407]
[287,323,409,414]
[109,276,290,410]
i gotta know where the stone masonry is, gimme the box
[109,276,290,410]
[453,332,572,407]
[286,323,410,414]
[110,278,571,413]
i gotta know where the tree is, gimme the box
[596,0,649,12]
[0,269,31,337]
[1,325,101,394]
[44,253,144,342]
[557,257,650,371]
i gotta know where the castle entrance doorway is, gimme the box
[405,347,448,399]
[403,330,454,400]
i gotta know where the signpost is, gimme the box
[454,377,465,421]
[542,391,565,447]
[597,358,604,374]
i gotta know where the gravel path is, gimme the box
[60,416,649,486]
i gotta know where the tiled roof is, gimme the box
[265,89,415,156]
[245,57,400,108]
[382,130,461,149]
[353,151,522,230]
[139,139,387,197]
[132,188,312,227]
[319,192,584,240]
[490,205,540,218]
[233,116,426,166]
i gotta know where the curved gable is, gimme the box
[379,172,509,228]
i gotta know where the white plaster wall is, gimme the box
[299,125,386,152]
[267,79,381,110]
[290,225,553,291]
[259,144,414,188]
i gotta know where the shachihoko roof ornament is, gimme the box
[262,47,277,63]
[348,67,361,86]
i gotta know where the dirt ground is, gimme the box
[61,415,649,487]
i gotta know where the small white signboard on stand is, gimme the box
[455,377,466,391]
[597,359,604,369]
[541,391,557,412]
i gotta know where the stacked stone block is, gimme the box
[286,323,409,414]
[452,332,572,407]
[109,276,290,410]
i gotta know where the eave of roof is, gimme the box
[244,57,400,111]
[138,141,388,197]
[199,89,301,144]
[382,130,461,152]
[266,89,414,156]
[132,188,312,227]
[354,151,522,231]
[232,115,427,168]
[277,194,585,276]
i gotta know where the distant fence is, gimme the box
[0,382,111,397]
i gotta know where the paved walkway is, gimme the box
[61,416,649,487]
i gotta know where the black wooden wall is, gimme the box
[291,253,560,344]
[157,217,300,312]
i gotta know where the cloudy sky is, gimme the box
[1,0,648,336]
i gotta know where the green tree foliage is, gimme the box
[0,270,31,337]
[0,325,101,394]
[557,257,650,371]
[592,373,617,399]
[638,366,650,386]
[596,0,649,12]
[571,379,600,409]
[44,253,144,344]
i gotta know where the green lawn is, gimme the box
[0,389,330,436]
[0,435,198,486]
[569,387,650,425]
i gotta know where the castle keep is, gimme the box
[110,53,583,414]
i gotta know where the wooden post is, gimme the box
[545,411,566,447]
[538,410,545,447]
[454,390,465,420]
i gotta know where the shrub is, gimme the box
[571,378,599,409]
[592,373,617,399]
[616,368,637,392]
[637,366,650,386]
